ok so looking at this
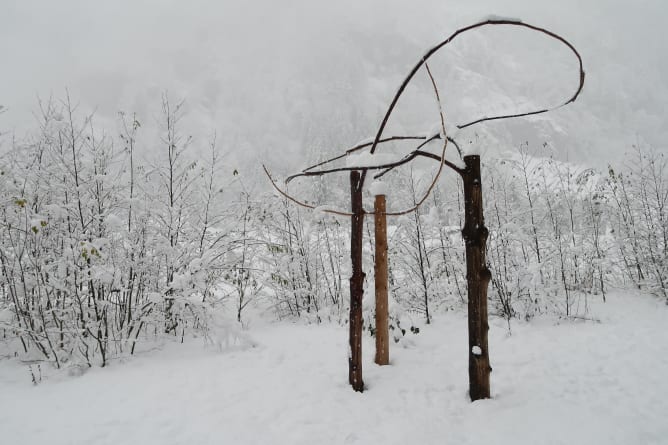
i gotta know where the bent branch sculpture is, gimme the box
[264,19,584,400]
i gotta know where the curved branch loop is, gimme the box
[268,19,585,217]
[263,165,354,217]
[367,19,585,158]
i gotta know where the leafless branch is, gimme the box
[366,19,585,158]
[382,61,449,216]
[263,165,354,217]
[287,134,463,183]
[302,136,431,173]
[374,136,464,179]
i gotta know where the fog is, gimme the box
[1,0,666,174]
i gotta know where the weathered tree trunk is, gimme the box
[461,155,492,401]
[374,194,389,366]
[349,171,365,392]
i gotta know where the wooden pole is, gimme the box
[349,171,365,392]
[374,194,389,365]
[461,155,492,401]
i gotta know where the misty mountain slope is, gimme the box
[1,0,665,175]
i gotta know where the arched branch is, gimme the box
[302,136,432,174]
[286,134,463,183]
[281,61,454,217]
[262,165,353,217]
[366,19,585,159]
[268,19,585,217]
[374,137,464,179]
[382,61,449,216]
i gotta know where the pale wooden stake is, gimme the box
[374,194,389,365]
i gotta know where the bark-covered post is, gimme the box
[349,171,365,391]
[374,193,389,365]
[461,155,492,401]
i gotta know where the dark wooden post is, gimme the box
[374,194,389,365]
[461,155,492,401]
[349,171,365,392]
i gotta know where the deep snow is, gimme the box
[1,292,667,445]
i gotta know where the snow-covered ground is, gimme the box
[1,292,667,445]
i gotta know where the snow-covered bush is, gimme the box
[0,96,236,368]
